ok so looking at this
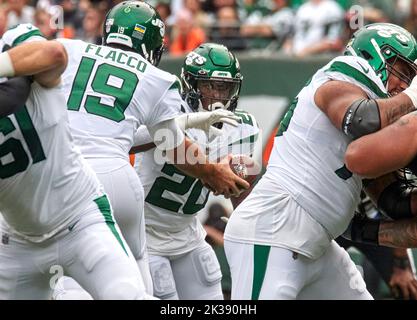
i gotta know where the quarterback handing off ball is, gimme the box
[229,154,259,187]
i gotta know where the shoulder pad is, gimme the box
[323,55,387,98]
[3,24,45,47]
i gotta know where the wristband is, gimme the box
[393,256,412,270]
[0,52,15,78]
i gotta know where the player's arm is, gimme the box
[0,40,67,88]
[130,109,241,153]
[364,173,417,221]
[0,76,32,116]
[342,215,417,248]
[389,248,417,300]
[315,80,415,138]
[148,118,249,198]
[130,126,156,154]
[345,112,417,178]
[343,174,417,247]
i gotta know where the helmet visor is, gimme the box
[196,78,241,108]
[386,53,417,87]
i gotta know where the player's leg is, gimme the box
[224,240,308,300]
[0,228,52,300]
[62,196,148,300]
[172,242,223,300]
[52,276,93,300]
[297,240,373,300]
[149,254,179,300]
[95,163,153,294]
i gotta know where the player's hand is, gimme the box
[389,266,417,300]
[201,154,250,198]
[177,109,241,134]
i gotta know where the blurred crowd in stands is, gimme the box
[0,0,416,57]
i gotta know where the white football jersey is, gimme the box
[57,38,182,162]
[292,0,344,54]
[225,55,387,247]
[0,24,104,242]
[0,76,103,243]
[135,103,259,256]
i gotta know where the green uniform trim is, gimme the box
[169,78,181,91]
[251,244,271,300]
[94,195,128,256]
[14,106,46,163]
[326,61,388,98]
[228,133,258,147]
[12,29,45,47]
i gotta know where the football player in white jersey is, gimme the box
[224,23,417,299]
[132,43,259,299]
[0,25,149,300]
[0,3,250,299]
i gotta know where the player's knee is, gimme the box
[149,258,178,299]
[102,280,145,300]
[191,245,222,287]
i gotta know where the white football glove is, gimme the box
[176,109,241,135]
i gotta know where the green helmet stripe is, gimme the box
[326,61,388,98]
[345,23,417,87]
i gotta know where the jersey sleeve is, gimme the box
[208,110,259,160]
[55,38,83,55]
[320,55,388,99]
[2,24,45,47]
[133,125,153,147]
[230,111,259,156]
[145,77,182,128]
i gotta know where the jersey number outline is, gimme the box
[145,163,210,215]
[0,106,46,179]
[67,56,139,122]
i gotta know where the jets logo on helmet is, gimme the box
[185,51,207,66]
[181,43,243,112]
[151,18,165,37]
[345,23,417,87]
[367,25,410,44]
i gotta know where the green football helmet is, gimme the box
[181,43,243,112]
[102,1,165,66]
[345,23,417,87]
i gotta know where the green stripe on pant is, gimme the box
[252,244,271,300]
[94,195,128,256]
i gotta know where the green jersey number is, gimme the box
[145,163,210,215]
[68,57,139,122]
[0,106,46,179]
[235,110,253,126]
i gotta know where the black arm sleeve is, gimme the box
[342,99,381,140]
[377,181,413,220]
[0,76,32,117]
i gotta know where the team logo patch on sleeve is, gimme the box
[133,24,146,40]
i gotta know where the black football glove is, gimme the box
[342,215,380,246]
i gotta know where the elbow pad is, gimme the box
[342,99,381,140]
[377,181,413,220]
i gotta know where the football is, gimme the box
[229,154,260,186]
